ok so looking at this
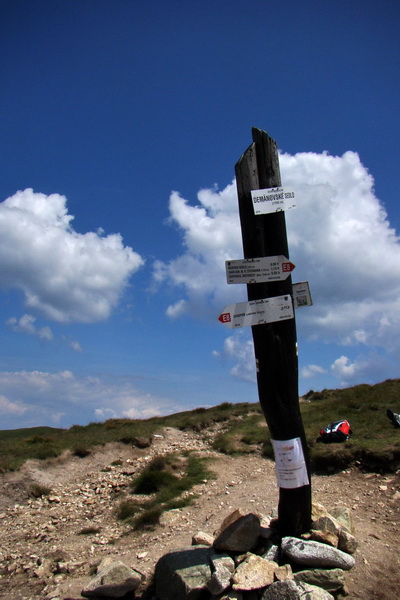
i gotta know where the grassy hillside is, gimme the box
[301,379,400,472]
[0,426,63,441]
[1,379,399,473]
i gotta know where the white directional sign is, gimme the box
[218,295,294,329]
[251,186,297,215]
[225,256,295,284]
[292,281,313,308]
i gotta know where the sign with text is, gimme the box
[271,437,310,489]
[225,256,295,284]
[292,281,313,308]
[251,186,296,215]
[218,295,294,329]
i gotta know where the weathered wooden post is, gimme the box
[234,128,311,536]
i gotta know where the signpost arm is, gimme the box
[235,128,311,536]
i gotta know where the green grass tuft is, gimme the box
[213,414,266,455]
[133,470,178,495]
[77,526,101,535]
[29,483,52,498]
[73,446,91,458]
[124,452,215,529]
[133,507,163,529]
[116,499,142,521]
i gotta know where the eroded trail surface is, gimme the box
[0,427,399,600]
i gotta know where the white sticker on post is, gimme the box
[271,437,309,489]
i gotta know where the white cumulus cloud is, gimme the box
[153,183,242,318]
[0,189,144,323]
[301,364,327,379]
[330,355,366,385]
[282,151,400,345]
[222,332,256,382]
[0,394,27,416]
[69,340,83,353]
[6,313,53,340]
[155,150,400,388]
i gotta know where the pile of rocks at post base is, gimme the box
[81,500,358,600]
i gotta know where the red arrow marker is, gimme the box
[218,312,231,323]
[282,261,295,273]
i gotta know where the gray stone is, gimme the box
[97,557,116,572]
[207,551,235,595]
[232,553,277,591]
[220,592,243,600]
[338,529,359,554]
[209,550,235,572]
[216,509,246,535]
[192,531,214,546]
[309,528,339,547]
[159,508,182,526]
[207,567,231,595]
[155,545,212,600]
[261,579,334,600]
[281,537,355,570]
[261,542,280,562]
[274,564,294,581]
[294,568,346,592]
[330,506,353,533]
[33,560,54,579]
[312,514,342,536]
[81,560,143,598]
[214,513,260,552]
[311,502,329,521]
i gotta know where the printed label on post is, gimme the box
[251,186,297,215]
[271,437,309,489]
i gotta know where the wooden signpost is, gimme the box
[232,128,311,536]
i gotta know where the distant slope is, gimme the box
[0,426,64,441]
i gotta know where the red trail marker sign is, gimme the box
[218,295,294,328]
[225,255,295,284]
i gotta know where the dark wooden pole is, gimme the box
[235,128,311,536]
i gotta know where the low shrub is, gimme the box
[73,446,91,458]
[116,499,141,521]
[33,445,60,460]
[77,526,101,535]
[133,507,163,529]
[124,453,214,529]
[26,435,54,444]
[132,470,178,495]
[212,416,267,455]
[29,483,52,498]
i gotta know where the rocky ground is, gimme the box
[0,426,399,600]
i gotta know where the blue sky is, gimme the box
[1,0,399,429]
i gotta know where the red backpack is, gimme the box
[319,420,352,443]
